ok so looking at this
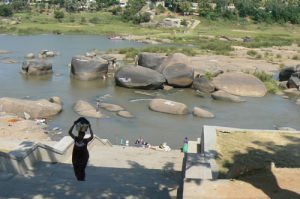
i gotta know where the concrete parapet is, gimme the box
[0,136,112,175]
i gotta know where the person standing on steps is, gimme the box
[69,117,94,181]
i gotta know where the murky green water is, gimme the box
[1,35,300,148]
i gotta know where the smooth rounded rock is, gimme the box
[211,90,245,103]
[157,53,194,87]
[0,97,62,119]
[212,72,267,97]
[138,52,166,70]
[21,60,53,76]
[71,55,108,80]
[100,103,124,112]
[193,75,215,93]
[149,99,189,115]
[74,100,105,118]
[193,107,215,118]
[117,110,134,118]
[115,65,165,89]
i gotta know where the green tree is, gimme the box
[11,0,29,12]
[0,4,13,17]
[65,0,80,12]
[179,1,192,15]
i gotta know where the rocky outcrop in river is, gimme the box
[212,72,267,97]
[0,97,62,119]
[156,53,194,87]
[279,65,300,81]
[149,98,189,115]
[115,65,165,89]
[192,75,215,93]
[21,60,53,76]
[138,52,166,70]
[71,55,109,80]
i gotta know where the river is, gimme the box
[1,35,300,148]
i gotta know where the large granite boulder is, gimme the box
[21,60,53,75]
[115,66,165,89]
[157,53,194,87]
[193,75,215,93]
[212,72,267,97]
[0,97,62,119]
[279,65,300,81]
[193,107,215,118]
[211,90,245,103]
[138,53,166,70]
[71,55,108,80]
[149,99,189,115]
[287,75,300,89]
[74,100,105,118]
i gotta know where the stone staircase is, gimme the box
[0,136,112,175]
[0,142,184,199]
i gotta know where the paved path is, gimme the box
[0,145,184,199]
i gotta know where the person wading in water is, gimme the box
[69,117,94,181]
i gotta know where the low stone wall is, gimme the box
[0,136,112,175]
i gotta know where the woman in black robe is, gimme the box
[69,117,94,181]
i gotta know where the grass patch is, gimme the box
[247,50,258,57]
[292,55,300,60]
[118,45,198,59]
[252,70,280,93]
[216,130,300,179]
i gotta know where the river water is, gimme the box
[1,35,300,148]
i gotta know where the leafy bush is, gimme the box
[89,16,101,24]
[54,10,65,21]
[80,17,86,24]
[111,6,122,15]
[0,5,13,17]
[292,55,300,60]
[247,50,258,57]
[181,19,188,26]
[132,12,151,24]
[156,4,165,14]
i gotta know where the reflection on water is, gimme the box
[1,35,300,148]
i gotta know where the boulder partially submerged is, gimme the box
[0,97,62,119]
[117,110,134,118]
[21,60,53,76]
[212,72,267,97]
[149,98,189,115]
[157,53,194,87]
[211,90,245,103]
[71,55,109,80]
[115,66,165,89]
[193,107,215,118]
[193,75,215,93]
[100,103,124,112]
[74,100,105,118]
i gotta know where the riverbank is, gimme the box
[1,11,300,55]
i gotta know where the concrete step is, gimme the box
[185,153,212,180]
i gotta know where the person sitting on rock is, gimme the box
[69,117,94,181]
